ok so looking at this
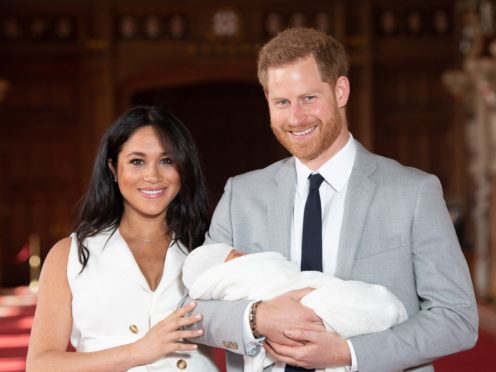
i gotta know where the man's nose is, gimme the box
[287,103,306,126]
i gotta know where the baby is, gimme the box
[183,244,407,372]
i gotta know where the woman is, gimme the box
[26,106,218,371]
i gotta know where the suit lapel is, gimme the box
[267,158,296,258]
[155,242,186,295]
[335,141,377,279]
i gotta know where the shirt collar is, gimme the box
[295,133,356,196]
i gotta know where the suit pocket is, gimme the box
[355,235,404,260]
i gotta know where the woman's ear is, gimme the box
[335,76,350,108]
[108,159,117,182]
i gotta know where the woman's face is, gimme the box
[109,125,181,220]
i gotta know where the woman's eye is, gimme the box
[130,159,144,166]
[161,158,173,165]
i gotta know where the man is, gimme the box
[188,27,478,372]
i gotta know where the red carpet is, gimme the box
[0,287,35,372]
[0,287,494,371]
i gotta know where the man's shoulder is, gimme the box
[355,141,431,180]
[362,148,437,190]
[376,154,428,178]
[231,157,293,185]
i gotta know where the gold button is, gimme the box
[176,359,187,369]
[222,341,238,350]
[129,324,139,334]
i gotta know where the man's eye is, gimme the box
[276,99,289,107]
[304,96,316,102]
[130,159,144,166]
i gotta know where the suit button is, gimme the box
[176,359,187,369]
[129,324,139,334]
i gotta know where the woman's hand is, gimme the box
[133,302,204,365]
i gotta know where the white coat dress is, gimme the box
[67,229,218,371]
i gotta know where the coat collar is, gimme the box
[265,140,378,277]
[101,229,186,293]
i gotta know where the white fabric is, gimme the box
[183,244,408,372]
[67,229,218,371]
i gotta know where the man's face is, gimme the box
[266,56,349,169]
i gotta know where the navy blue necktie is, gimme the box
[301,173,324,272]
[285,173,324,372]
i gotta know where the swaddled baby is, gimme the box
[183,244,408,372]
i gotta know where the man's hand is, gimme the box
[264,328,352,369]
[256,288,322,346]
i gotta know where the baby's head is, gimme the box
[183,243,237,289]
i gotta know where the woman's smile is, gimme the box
[139,187,166,198]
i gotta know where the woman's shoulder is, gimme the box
[46,237,72,264]
[40,237,72,282]
[73,228,118,255]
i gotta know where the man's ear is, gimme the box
[335,76,350,108]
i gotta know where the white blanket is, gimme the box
[183,244,408,372]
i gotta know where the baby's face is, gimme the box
[224,249,246,262]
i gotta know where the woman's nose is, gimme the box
[144,165,162,183]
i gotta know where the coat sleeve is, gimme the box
[182,178,253,355]
[350,174,478,371]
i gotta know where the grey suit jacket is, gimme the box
[190,140,478,372]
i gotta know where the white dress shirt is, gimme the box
[244,133,358,371]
